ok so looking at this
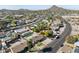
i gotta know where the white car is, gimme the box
[54,35,60,40]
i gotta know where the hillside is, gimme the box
[48,5,79,15]
[0,5,79,16]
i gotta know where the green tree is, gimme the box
[27,39,33,51]
[11,20,17,27]
[40,30,53,37]
[66,36,78,44]
[0,21,8,30]
[32,21,49,32]
[5,15,14,22]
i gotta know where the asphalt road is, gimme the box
[38,18,72,53]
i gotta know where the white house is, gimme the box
[14,27,29,33]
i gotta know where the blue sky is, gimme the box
[58,5,79,10]
[0,5,52,10]
[0,5,79,10]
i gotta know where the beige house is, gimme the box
[9,40,28,53]
[32,35,46,45]
[58,45,72,53]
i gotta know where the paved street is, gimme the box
[38,18,72,53]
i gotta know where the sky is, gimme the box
[58,5,79,10]
[0,5,52,10]
[0,5,79,10]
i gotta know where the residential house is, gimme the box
[8,40,28,53]
[32,35,46,45]
[0,32,6,38]
[14,27,29,33]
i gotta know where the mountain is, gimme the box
[49,5,66,11]
[48,5,79,15]
[48,5,70,15]
[0,9,31,16]
[0,5,79,16]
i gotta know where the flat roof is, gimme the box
[10,40,27,53]
[14,28,27,33]
[32,35,45,43]
[74,41,79,46]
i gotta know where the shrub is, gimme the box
[40,30,53,37]
[66,35,79,44]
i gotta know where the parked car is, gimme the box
[57,35,61,39]
[42,47,52,52]
[54,35,60,40]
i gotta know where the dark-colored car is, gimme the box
[42,47,52,52]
